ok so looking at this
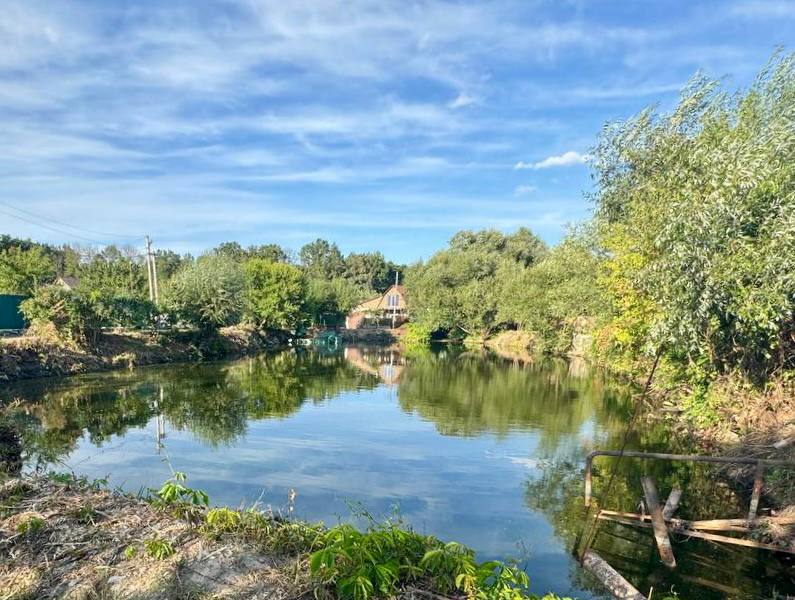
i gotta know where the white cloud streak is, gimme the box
[514,151,588,170]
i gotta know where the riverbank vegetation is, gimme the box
[0,473,569,600]
[0,236,404,348]
[406,53,795,441]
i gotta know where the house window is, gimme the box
[388,294,399,307]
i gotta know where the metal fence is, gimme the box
[0,294,27,330]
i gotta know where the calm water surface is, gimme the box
[2,346,793,599]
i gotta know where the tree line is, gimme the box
[405,53,794,418]
[0,235,404,343]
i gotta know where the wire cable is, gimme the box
[0,200,140,241]
[0,207,108,243]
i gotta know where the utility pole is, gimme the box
[145,235,159,304]
[391,270,399,329]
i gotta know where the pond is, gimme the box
[2,346,793,599]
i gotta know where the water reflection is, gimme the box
[1,347,793,599]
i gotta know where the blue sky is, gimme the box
[1,0,794,263]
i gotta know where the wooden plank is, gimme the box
[599,510,795,531]
[598,515,795,555]
[677,528,795,555]
[641,476,676,568]
[748,463,765,521]
[582,550,647,600]
[662,487,682,520]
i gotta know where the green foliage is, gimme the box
[401,322,433,348]
[0,245,55,295]
[78,245,146,298]
[344,252,390,292]
[300,239,346,280]
[304,277,368,326]
[406,228,547,339]
[162,254,245,329]
[17,515,45,536]
[144,536,175,560]
[497,234,606,354]
[214,241,289,264]
[310,521,550,600]
[92,295,156,329]
[591,53,795,382]
[204,507,242,533]
[154,471,209,507]
[243,259,305,329]
[124,544,138,559]
[20,285,103,346]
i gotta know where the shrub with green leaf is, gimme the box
[309,522,561,600]
[20,285,104,347]
[243,259,305,330]
[162,254,244,329]
[591,52,795,386]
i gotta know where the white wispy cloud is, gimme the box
[514,151,588,170]
[729,0,795,18]
[513,185,536,196]
[448,92,477,109]
[0,0,776,260]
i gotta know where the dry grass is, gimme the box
[0,476,298,600]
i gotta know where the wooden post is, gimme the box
[662,487,682,520]
[582,550,647,600]
[641,476,676,568]
[748,463,765,521]
[584,461,593,507]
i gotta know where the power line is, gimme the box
[0,200,140,241]
[0,207,109,244]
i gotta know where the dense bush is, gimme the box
[162,255,245,329]
[93,295,156,329]
[0,245,55,295]
[592,53,795,384]
[20,285,103,346]
[405,229,547,341]
[243,259,305,329]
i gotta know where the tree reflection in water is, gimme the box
[3,346,794,599]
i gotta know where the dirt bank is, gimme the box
[0,476,563,600]
[0,326,288,383]
[0,476,304,599]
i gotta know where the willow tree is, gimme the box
[592,52,795,382]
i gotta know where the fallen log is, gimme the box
[641,476,676,568]
[582,550,647,600]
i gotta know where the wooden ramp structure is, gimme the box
[580,450,795,599]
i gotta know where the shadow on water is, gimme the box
[2,346,794,599]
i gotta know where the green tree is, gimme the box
[243,259,305,329]
[0,245,55,295]
[405,229,547,340]
[247,244,289,263]
[300,239,345,280]
[591,53,795,380]
[155,250,190,282]
[213,241,246,260]
[497,234,606,353]
[304,277,367,326]
[344,252,389,291]
[162,255,244,329]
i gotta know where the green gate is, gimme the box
[0,295,27,330]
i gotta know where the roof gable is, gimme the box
[351,284,407,313]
